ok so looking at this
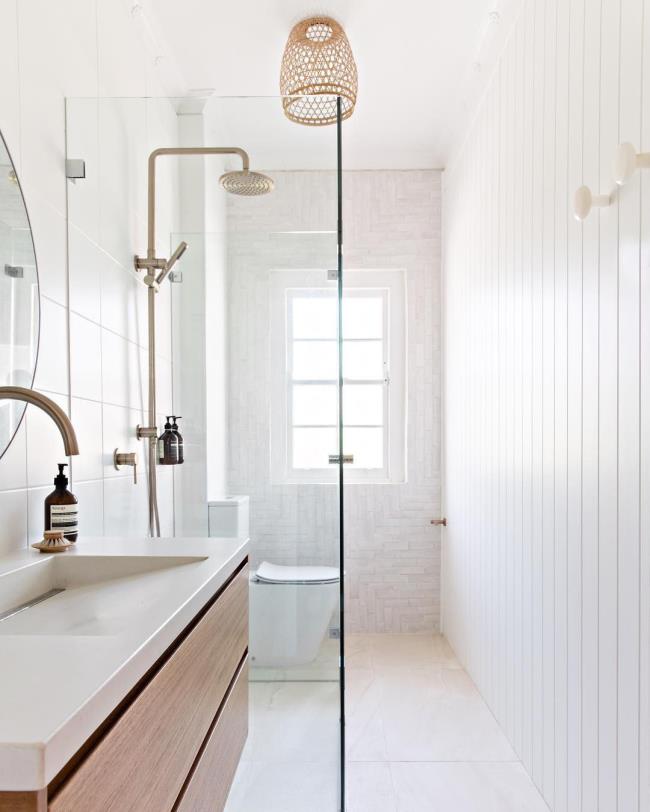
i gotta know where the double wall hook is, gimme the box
[613,142,650,186]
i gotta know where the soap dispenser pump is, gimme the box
[44,463,78,542]
[157,417,178,465]
[171,416,184,464]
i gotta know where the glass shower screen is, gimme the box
[66,94,345,810]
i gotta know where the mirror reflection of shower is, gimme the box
[134,146,274,537]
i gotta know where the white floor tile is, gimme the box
[246,682,339,764]
[225,760,339,812]
[378,667,516,762]
[224,633,548,812]
[346,762,397,812]
[346,635,515,763]
[368,632,461,670]
[344,633,547,811]
[390,762,550,812]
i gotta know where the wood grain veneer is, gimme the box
[0,790,47,812]
[49,565,248,812]
[175,658,248,812]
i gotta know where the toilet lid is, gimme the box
[254,561,340,585]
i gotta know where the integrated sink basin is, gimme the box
[0,553,208,637]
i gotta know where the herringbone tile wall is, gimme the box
[227,170,441,633]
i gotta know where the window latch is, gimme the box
[329,454,354,464]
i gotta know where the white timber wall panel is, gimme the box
[566,1,585,810]
[638,6,650,809]
[641,2,650,808]
[443,0,650,808]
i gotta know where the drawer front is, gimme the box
[50,564,248,812]
[176,658,248,812]
[0,790,46,812]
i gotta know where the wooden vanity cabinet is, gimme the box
[0,559,249,812]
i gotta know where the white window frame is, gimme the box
[270,269,406,485]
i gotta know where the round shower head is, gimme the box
[219,169,274,196]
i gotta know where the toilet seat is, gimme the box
[254,561,339,585]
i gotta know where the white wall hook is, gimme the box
[573,185,614,221]
[613,142,650,186]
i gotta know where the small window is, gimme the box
[270,270,406,484]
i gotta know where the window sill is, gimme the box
[273,476,406,486]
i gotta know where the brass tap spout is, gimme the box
[0,386,79,455]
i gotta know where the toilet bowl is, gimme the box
[249,561,340,668]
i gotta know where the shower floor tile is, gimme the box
[225,634,549,811]
[346,761,550,812]
[346,633,550,812]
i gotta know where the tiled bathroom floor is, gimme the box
[224,680,340,812]
[345,634,550,811]
[226,634,550,811]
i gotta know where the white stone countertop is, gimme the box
[0,535,249,791]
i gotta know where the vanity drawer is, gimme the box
[49,564,248,812]
[176,658,248,812]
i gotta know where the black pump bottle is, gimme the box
[44,463,78,541]
[157,417,179,465]
[171,416,184,464]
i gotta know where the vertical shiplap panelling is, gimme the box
[640,1,650,805]
[541,0,558,800]
[504,32,516,746]
[511,13,525,759]
[467,99,479,676]
[487,68,499,712]
[521,0,535,774]
[580,0,602,808]
[598,0,621,808]
[617,0,643,810]
[566,0,586,809]
[442,0,649,808]
[553,0,570,807]
[488,66,504,718]
[497,49,507,730]
[531,0,546,789]
[477,76,489,703]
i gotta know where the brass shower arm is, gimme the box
[145,146,250,257]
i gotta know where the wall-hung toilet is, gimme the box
[249,562,340,668]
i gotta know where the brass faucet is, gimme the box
[0,386,79,455]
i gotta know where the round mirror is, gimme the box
[0,131,40,459]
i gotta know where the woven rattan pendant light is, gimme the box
[280,17,357,126]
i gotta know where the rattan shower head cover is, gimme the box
[280,16,358,126]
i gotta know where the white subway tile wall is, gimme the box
[443,0,650,809]
[0,0,179,551]
[227,170,442,633]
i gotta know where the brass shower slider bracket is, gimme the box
[134,240,188,291]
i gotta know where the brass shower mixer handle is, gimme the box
[114,449,138,484]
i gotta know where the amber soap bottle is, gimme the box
[157,417,179,465]
[44,463,78,542]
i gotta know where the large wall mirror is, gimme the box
[0,131,40,459]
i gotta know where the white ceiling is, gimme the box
[147,0,519,169]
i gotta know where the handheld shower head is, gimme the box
[219,169,275,196]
